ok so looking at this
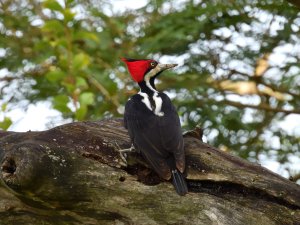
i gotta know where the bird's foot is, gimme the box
[114,142,135,166]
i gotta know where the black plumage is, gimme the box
[124,80,188,195]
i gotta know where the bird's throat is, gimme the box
[138,78,157,95]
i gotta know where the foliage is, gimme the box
[0,103,12,130]
[0,0,299,176]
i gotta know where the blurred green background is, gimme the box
[0,0,299,180]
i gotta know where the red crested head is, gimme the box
[121,58,156,83]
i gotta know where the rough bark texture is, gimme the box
[0,118,299,225]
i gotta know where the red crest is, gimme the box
[121,58,154,82]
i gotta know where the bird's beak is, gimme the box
[157,63,178,71]
[147,63,178,78]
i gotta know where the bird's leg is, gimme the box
[119,144,135,153]
[114,142,135,166]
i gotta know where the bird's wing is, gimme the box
[158,93,185,173]
[124,95,171,179]
[124,94,185,179]
[124,95,158,144]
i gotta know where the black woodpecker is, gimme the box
[122,57,188,196]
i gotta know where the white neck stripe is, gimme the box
[144,74,157,93]
[138,91,164,117]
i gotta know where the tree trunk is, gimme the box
[0,118,299,225]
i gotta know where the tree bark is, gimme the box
[0,118,299,225]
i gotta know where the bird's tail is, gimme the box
[171,169,188,196]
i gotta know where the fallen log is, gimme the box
[0,118,299,224]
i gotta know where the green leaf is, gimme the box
[53,95,71,113]
[75,104,87,120]
[42,20,64,34]
[76,77,88,89]
[43,0,63,12]
[62,76,76,93]
[45,69,65,83]
[74,31,100,43]
[66,0,74,4]
[1,103,7,112]
[0,117,12,130]
[63,9,75,22]
[73,53,90,71]
[79,92,95,106]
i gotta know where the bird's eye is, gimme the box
[150,61,157,67]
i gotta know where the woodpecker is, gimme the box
[122,57,188,196]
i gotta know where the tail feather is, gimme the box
[171,169,188,196]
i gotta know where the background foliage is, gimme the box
[0,0,299,179]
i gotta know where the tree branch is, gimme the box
[221,99,300,114]
[87,75,120,107]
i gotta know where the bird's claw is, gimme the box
[114,142,135,167]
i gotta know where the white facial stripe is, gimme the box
[146,65,161,78]
[144,73,157,93]
[139,63,172,117]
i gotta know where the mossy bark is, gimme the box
[0,118,299,225]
